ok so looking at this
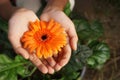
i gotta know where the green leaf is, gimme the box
[0,17,8,32]
[73,19,104,43]
[0,69,17,80]
[75,45,93,64]
[86,58,96,66]
[15,55,27,62]
[87,42,110,69]
[90,20,104,34]
[73,19,90,33]
[0,54,32,80]
[0,55,28,73]
[0,54,17,80]
[16,65,29,78]
[15,55,31,77]
[64,8,71,16]
[58,65,80,80]
[64,2,71,16]
[0,54,12,63]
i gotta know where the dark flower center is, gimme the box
[41,34,48,40]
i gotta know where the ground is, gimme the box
[73,0,120,80]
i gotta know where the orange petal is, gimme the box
[47,19,54,30]
[23,40,35,48]
[40,21,46,30]
[21,19,67,59]
[36,47,42,58]
[21,37,33,42]
[29,22,39,31]
[50,23,61,33]
[41,45,49,59]
[29,44,37,53]
[45,43,53,57]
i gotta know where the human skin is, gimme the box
[0,0,78,74]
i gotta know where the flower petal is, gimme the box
[21,19,67,59]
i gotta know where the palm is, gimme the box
[8,10,38,54]
[40,10,78,71]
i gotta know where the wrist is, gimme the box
[0,6,19,20]
[9,8,38,23]
[45,0,68,11]
[43,5,62,14]
[0,0,20,20]
[9,8,35,20]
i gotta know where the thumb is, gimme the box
[40,13,50,22]
[67,28,78,50]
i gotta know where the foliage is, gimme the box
[87,41,110,69]
[73,19,104,43]
[0,18,8,32]
[0,2,110,80]
[73,18,110,70]
[64,2,71,16]
[0,54,36,80]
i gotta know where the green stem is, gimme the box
[0,61,29,73]
[28,66,37,76]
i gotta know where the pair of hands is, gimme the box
[8,8,78,74]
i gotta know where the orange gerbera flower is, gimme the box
[21,19,67,59]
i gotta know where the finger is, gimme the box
[53,53,58,61]
[15,46,29,59]
[8,35,30,59]
[67,27,78,50]
[46,57,56,67]
[55,44,71,71]
[54,64,62,71]
[29,54,48,74]
[42,59,55,74]
[47,65,55,74]
[59,44,71,66]
[40,13,50,22]
[53,53,58,58]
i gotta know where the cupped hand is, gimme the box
[40,7,78,71]
[8,8,55,74]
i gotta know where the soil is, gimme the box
[73,0,120,80]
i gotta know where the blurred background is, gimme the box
[0,0,120,80]
[73,0,120,80]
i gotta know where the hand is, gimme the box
[8,8,55,74]
[40,7,78,71]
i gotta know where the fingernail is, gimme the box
[38,65,48,74]
[49,69,55,74]
[55,64,61,71]
[24,54,29,59]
